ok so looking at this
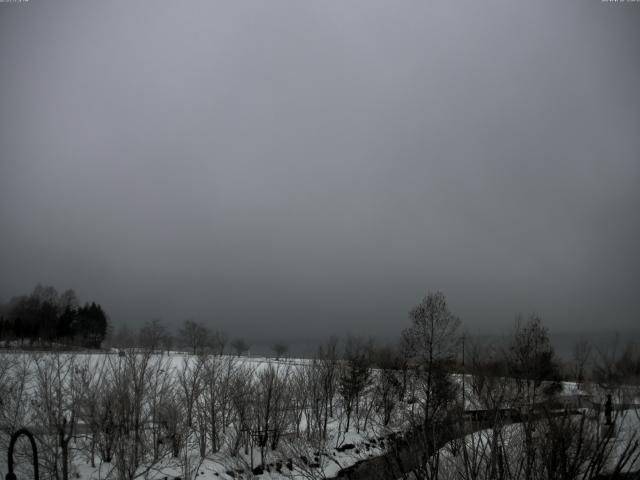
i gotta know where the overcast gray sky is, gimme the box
[1,0,639,340]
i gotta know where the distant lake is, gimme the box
[243,331,640,361]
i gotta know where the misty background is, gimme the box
[1,0,639,346]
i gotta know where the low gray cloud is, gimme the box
[1,0,639,339]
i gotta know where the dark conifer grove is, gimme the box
[0,284,109,348]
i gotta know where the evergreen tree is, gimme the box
[0,285,109,348]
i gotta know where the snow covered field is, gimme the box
[0,350,410,480]
[1,350,638,480]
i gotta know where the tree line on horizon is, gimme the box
[0,284,109,348]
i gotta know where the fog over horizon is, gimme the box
[1,1,639,341]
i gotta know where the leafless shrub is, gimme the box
[31,353,80,480]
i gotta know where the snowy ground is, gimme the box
[1,351,639,479]
[0,351,405,480]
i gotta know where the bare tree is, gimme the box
[272,342,289,360]
[137,318,167,352]
[208,329,227,355]
[290,366,309,438]
[461,338,518,480]
[317,336,339,439]
[507,315,560,480]
[179,319,210,355]
[0,353,32,465]
[372,345,405,427]
[401,291,462,479]
[200,354,239,453]
[76,355,110,468]
[254,363,293,465]
[228,363,256,458]
[146,353,174,463]
[231,338,250,356]
[403,291,461,417]
[299,357,326,441]
[571,339,592,384]
[106,349,173,480]
[32,353,80,480]
[508,315,560,408]
[338,336,373,434]
[177,354,206,457]
[112,324,135,349]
